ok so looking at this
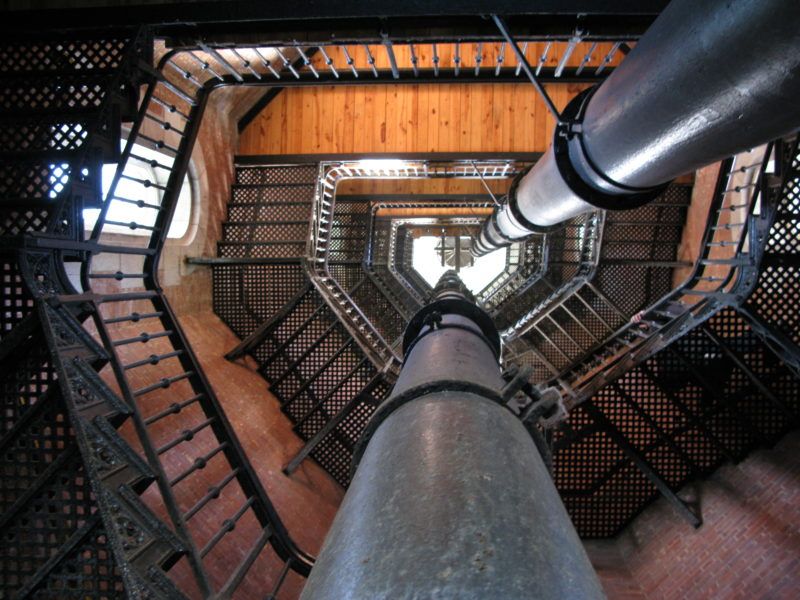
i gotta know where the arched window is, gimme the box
[82,141,192,239]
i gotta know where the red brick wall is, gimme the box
[588,431,800,599]
[157,89,238,316]
[105,311,343,598]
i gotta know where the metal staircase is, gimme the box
[207,138,800,540]
[0,29,190,598]
[2,11,799,597]
[211,164,393,486]
[504,185,691,381]
[557,306,800,536]
[2,31,319,599]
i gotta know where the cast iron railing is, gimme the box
[551,142,785,406]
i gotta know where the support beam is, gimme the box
[225,283,311,361]
[701,326,796,421]
[301,271,603,599]
[583,401,701,528]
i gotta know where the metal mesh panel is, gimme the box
[327,202,369,263]
[706,308,796,436]
[212,264,308,339]
[549,305,598,353]
[0,208,51,236]
[0,384,67,516]
[349,279,406,343]
[278,336,359,421]
[256,291,326,378]
[513,350,555,383]
[0,38,129,72]
[746,167,800,345]
[0,75,108,112]
[327,264,363,292]
[0,341,54,438]
[594,263,672,316]
[29,522,125,599]
[748,265,800,346]
[308,377,389,488]
[235,165,318,185]
[230,185,315,204]
[309,431,353,487]
[1,258,35,336]
[222,222,308,243]
[273,309,336,371]
[524,326,571,372]
[0,119,90,153]
[561,294,611,342]
[292,357,374,430]
[0,162,69,202]
[227,201,312,222]
[0,448,94,596]
[212,265,260,338]
[217,241,306,259]
[555,306,799,538]
[765,219,800,254]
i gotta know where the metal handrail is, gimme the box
[166,39,633,86]
[307,158,531,369]
[557,143,779,405]
[74,43,323,595]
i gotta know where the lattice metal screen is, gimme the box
[554,307,799,537]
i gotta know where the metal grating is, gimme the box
[746,161,800,347]
[0,162,70,202]
[27,521,126,599]
[0,38,130,73]
[0,340,55,439]
[1,258,36,336]
[0,386,68,516]
[349,279,406,344]
[0,75,109,113]
[307,377,390,487]
[0,119,90,154]
[235,165,318,185]
[555,307,799,538]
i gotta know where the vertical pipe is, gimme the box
[301,272,603,600]
[475,0,800,255]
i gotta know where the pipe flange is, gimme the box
[351,379,505,475]
[488,207,519,244]
[554,87,669,211]
[402,297,501,359]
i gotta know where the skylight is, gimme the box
[412,235,508,295]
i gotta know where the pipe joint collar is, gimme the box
[402,297,501,360]
[351,380,506,475]
[557,87,669,211]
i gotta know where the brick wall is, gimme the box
[588,431,800,599]
[158,90,238,316]
[107,311,343,598]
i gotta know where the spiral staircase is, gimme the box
[0,15,798,599]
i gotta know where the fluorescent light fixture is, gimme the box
[357,159,407,172]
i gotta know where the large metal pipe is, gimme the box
[474,0,800,256]
[301,272,604,600]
